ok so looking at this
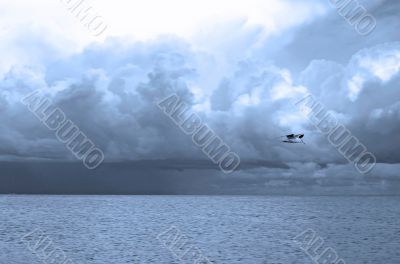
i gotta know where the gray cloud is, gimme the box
[1,0,399,194]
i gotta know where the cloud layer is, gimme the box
[0,0,399,194]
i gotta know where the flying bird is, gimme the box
[281,134,305,144]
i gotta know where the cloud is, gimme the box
[2,38,399,161]
[0,0,399,194]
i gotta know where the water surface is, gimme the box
[1,195,399,263]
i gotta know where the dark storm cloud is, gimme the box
[0,0,399,194]
[1,161,399,195]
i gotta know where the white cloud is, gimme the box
[0,0,326,43]
[359,51,400,82]
[347,74,364,101]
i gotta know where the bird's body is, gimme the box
[281,134,305,144]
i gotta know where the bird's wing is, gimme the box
[286,134,295,139]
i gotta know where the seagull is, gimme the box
[281,134,305,144]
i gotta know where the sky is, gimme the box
[0,0,399,194]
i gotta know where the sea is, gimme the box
[0,195,399,264]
